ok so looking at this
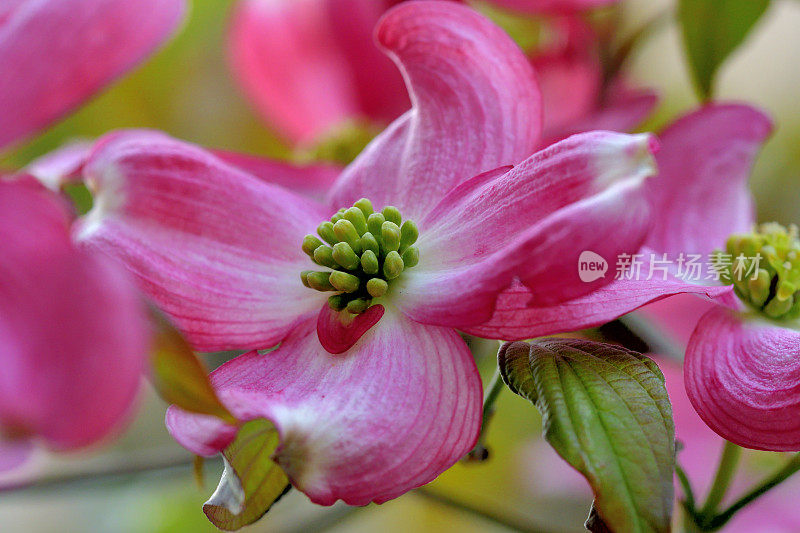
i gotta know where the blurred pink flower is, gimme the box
[228,0,645,148]
[533,15,657,146]
[67,1,657,505]
[229,0,410,145]
[0,179,148,470]
[0,0,184,471]
[0,0,186,152]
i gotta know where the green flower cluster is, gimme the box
[720,223,800,319]
[301,198,419,314]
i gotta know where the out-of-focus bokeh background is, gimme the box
[2,0,800,531]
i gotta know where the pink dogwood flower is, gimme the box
[228,0,643,150]
[0,0,186,152]
[67,1,657,505]
[0,179,148,471]
[466,103,800,452]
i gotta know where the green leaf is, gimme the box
[498,339,675,533]
[204,419,291,531]
[150,313,236,424]
[678,0,771,100]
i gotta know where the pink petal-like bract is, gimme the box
[327,0,542,220]
[685,307,800,451]
[397,131,658,327]
[0,180,148,453]
[75,130,332,353]
[212,149,341,200]
[229,0,409,144]
[316,304,385,354]
[0,0,186,151]
[469,104,772,338]
[646,104,773,257]
[167,310,482,505]
[464,273,732,340]
[25,141,92,191]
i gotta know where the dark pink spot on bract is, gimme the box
[317,304,384,354]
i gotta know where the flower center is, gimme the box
[717,222,800,320]
[300,198,419,315]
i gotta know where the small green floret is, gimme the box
[299,198,420,314]
[717,223,800,320]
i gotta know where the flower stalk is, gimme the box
[682,445,800,531]
[698,441,741,520]
[466,365,505,461]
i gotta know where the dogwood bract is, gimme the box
[0,180,147,470]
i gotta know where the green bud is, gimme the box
[344,207,368,235]
[747,269,771,307]
[317,221,338,245]
[778,280,796,301]
[366,278,388,298]
[331,208,347,223]
[401,246,419,268]
[367,213,385,239]
[302,201,423,303]
[726,235,744,257]
[354,198,373,218]
[313,245,337,269]
[765,294,794,318]
[332,242,360,270]
[724,223,800,319]
[302,235,323,257]
[307,271,335,292]
[360,232,380,255]
[328,295,346,311]
[381,221,401,252]
[399,220,419,252]
[382,206,402,226]
[346,298,369,314]
[329,271,360,293]
[732,277,751,304]
[361,250,379,275]
[383,251,404,279]
[788,297,800,320]
[333,219,362,253]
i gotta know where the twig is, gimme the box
[414,487,557,533]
